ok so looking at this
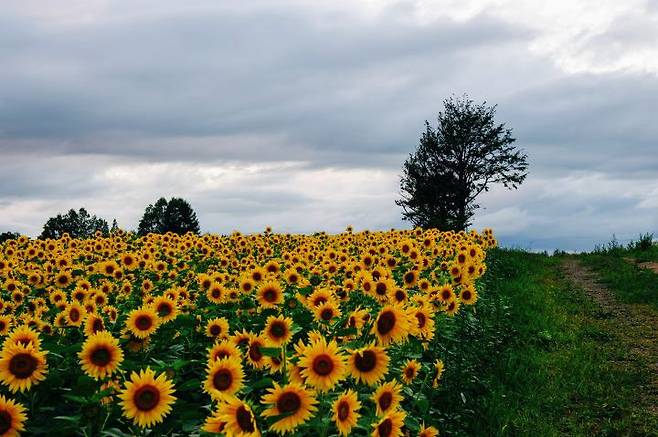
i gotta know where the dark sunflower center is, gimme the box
[213,369,233,391]
[277,392,301,414]
[270,322,286,338]
[249,343,263,361]
[211,289,221,298]
[395,290,405,302]
[312,354,334,376]
[441,290,451,301]
[69,309,80,322]
[135,315,153,331]
[404,272,415,284]
[92,319,104,333]
[58,275,68,284]
[210,325,222,336]
[263,289,277,303]
[314,297,327,306]
[0,411,12,435]
[415,313,426,328]
[133,385,160,411]
[405,367,416,378]
[320,309,333,321]
[158,303,172,316]
[378,418,393,437]
[236,405,255,432]
[337,400,350,421]
[354,350,377,372]
[0,322,5,331]
[377,311,396,335]
[376,283,387,295]
[90,347,112,366]
[463,290,472,300]
[378,392,393,411]
[9,353,38,379]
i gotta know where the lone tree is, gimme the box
[137,197,200,236]
[40,208,109,239]
[397,95,528,231]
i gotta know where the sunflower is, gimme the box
[371,409,406,437]
[64,302,86,327]
[202,409,226,434]
[204,317,229,339]
[247,336,267,369]
[256,282,283,309]
[401,270,418,288]
[206,282,225,304]
[78,331,124,380]
[119,367,176,428]
[371,305,410,346]
[432,360,445,388]
[54,270,73,288]
[298,337,346,392]
[346,308,370,333]
[347,344,389,386]
[0,342,48,393]
[418,424,439,437]
[263,316,293,347]
[313,301,342,324]
[217,397,260,437]
[436,285,455,304]
[203,357,244,400]
[0,394,27,437]
[408,306,435,341]
[372,380,403,416]
[444,299,460,316]
[372,278,396,303]
[261,382,318,434]
[2,326,40,350]
[125,307,160,339]
[400,359,420,384]
[0,317,11,336]
[332,389,361,436]
[306,288,333,308]
[459,286,478,305]
[83,313,106,337]
[208,340,241,364]
[153,296,178,322]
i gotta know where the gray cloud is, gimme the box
[0,0,656,251]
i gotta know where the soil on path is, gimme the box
[561,258,658,415]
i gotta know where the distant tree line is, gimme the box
[0,197,200,241]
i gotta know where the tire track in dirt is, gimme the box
[561,258,658,416]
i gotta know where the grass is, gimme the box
[579,253,658,309]
[443,248,658,436]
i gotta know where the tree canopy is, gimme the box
[40,208,110,239]
[397,95,528,231]
[137,197,200,236]
[0,232,20,243]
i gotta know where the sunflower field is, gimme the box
[0,227,495,436]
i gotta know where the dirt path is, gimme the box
[561,258,658,415]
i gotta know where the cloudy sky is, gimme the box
[1,0,657,251]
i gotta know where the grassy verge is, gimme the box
[579,253,658,308]
[439,249,657,436]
